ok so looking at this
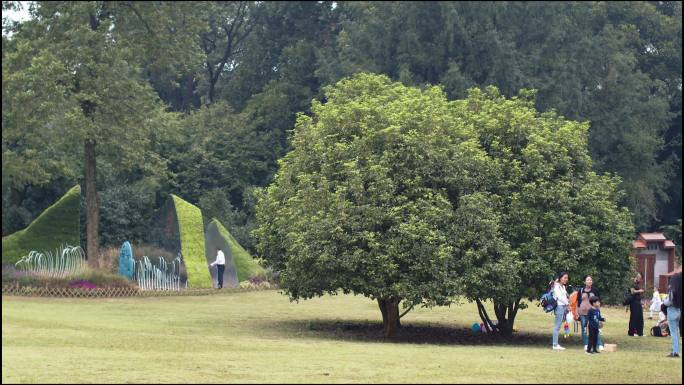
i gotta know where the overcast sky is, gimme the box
[2,1,30,37]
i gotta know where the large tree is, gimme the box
[319,1,680,232]
[452,87,635,337]
[2,1,170,265]
[254,73,490,337]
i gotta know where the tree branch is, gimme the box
[399,304,414,319]
[122,2,155,36]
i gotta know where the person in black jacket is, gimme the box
[628,273,645,337]
[666,271,682,358]
[586,296,605,354]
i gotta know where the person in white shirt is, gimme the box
[209,247,226,289]
[552,271,570,350]
[649,289,662,319]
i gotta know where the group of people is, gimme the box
[550,270,682,358]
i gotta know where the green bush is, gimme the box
[171,195,212,288]
[2,264,136,289]
[2,185,81,264]
[62,269,136,288]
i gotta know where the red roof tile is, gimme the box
[633,240,647,248]
[639,233,667,241]
[664,240,676,248]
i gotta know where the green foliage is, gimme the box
[2,264,136,289]
[198,187,258,253]
[209,218,264,282]
[254,73,489,312]
[171,194,211,288]
[97,178,162,247]
[2,185,81,264]
[317,1,681,232]
[661,219,682,264]
[450,87,635,332]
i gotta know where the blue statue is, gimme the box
[118,241,135,280]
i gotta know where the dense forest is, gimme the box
[2,1,682,255]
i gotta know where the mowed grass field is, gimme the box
[2,290,682,383]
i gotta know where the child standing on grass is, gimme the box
[586,296,605,354]
[649,289,662,319]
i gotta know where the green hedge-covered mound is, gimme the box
[171,195,212,288]
[2,185,81,264]
[208,218,264,282]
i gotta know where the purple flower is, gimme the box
[69,280,98,289]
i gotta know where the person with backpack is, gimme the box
[552,272,570,350]
[577,275,603,351]
[628,273,646,337]
[665,271,682,358]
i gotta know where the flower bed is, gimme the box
[1,283,278,298]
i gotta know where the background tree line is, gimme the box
[2,1,681,259]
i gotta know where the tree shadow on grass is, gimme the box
[267,319,558,347]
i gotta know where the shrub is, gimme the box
[1,264,136,289]
[238,279,271,289]
[98,246,120,273]
[69,279,98,289]
[59,269,136,289]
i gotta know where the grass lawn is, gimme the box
[2,290,681,383]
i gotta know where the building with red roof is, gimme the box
[632,232,676,292]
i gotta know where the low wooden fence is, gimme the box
[1,284,272,298]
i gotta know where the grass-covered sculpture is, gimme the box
[2,185,81,264]
[205,218,264,283]
[118,241,135,280]
[170,195,212,288]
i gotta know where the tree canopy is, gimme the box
[2,1,679,275]
[450,87,635,336]
[254,73,492,337]
[254,74,635,337]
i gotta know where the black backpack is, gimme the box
[650,325,663,337]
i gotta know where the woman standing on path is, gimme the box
[628,273,646,337]
[577,275,603,351]
[552,272,570,350]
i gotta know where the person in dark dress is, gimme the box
[628,273,645,337]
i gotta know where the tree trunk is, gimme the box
[84,138,99,269]
[208,76,217,104]
[378,298,401,338]
[475,298,521,337]
[182,72,198,111]
[475,298,496,333]
[492,298,521,338]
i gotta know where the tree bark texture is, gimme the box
[84,138,99,269]
[378,298,401,338]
